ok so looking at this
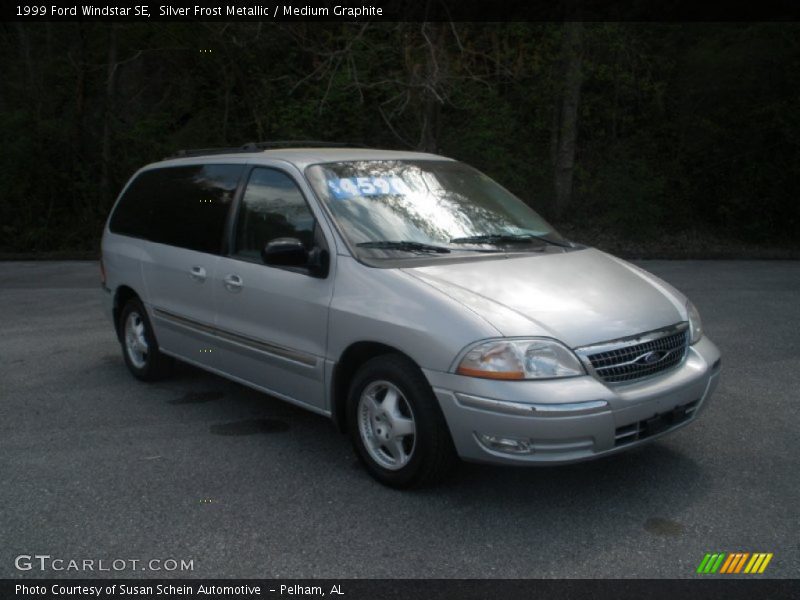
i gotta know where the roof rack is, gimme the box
[167,140,368,159]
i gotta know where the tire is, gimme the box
[119,297,173,381]
[346,354,458,488]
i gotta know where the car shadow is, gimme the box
[167,358,705,498]
[149,358,706,546]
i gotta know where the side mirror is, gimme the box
[261,238,329,278]
[307,246,330,278]
[261,238,308,267]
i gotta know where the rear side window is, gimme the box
[109,164,244,254]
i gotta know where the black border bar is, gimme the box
[3,579,799,600]
[4,0,800,22]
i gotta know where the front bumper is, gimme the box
[424,336,721,465]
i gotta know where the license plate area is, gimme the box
[614,400,698,446]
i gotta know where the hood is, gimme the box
[402,248,687,348]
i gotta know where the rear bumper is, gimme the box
[424,336,721,465]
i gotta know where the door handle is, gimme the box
[223,274,243,292]
[189,266,207,282]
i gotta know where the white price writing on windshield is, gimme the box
[328,176,410,199]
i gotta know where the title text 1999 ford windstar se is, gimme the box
[101,143,721,488]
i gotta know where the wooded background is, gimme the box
[2,22,798,256]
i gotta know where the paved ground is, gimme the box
[1,260,798,579]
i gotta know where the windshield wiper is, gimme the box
[449,233,572,248]
[356,240,451,254]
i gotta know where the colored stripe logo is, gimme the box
[696,552,773,574]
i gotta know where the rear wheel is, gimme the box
[347,354,457,488]
[119,298,172,381]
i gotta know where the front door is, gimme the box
[213,166,334,411]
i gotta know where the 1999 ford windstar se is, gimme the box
[101,143,721,488]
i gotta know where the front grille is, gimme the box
[584,328,688,383]
[614,400,699,446]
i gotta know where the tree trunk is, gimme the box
[75,23,87,156]
[552,22,583,219]
[418,22,445,153]
[420,95,440,153]
[100,24,118,206]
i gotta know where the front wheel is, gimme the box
[346,355,457,488]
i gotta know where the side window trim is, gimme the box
[221,163,253,257]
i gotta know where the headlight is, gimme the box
[687,300,703,344]
[456,338,585,380]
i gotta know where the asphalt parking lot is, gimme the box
[1,260,798,579]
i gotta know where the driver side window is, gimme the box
[233,168,316,261]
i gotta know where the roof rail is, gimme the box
[167,140,369,159]
[240,140,367,150]
[169,146,244,158]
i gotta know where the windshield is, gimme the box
[305,160,564,257]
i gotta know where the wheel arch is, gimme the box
[113,285,141,342]
[331,341,424,433]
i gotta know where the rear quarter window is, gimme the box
[109,164,244,254]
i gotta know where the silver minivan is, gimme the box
[101,144,721,488]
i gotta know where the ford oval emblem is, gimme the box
[640,350,665,365]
